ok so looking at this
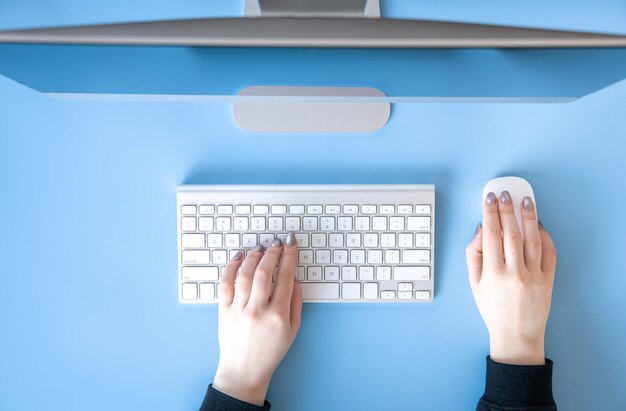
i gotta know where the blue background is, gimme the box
[1,1,625,410]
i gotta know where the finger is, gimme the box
[465,224,483,287]
[271,232,299,311]
[290,280,303,334]
[539,225,557,277]
[248,238,283,308]
[234,244,264,306]
[521,196,542,270]
[482,192,505,269]
[498,190,524,270]
[218,250,243,307]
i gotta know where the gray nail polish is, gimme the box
[538,220,545,230]
[499,190,512,204]
[522,196,534,210]
[485,192,497,204]
[475,223,482,236]
[232,251,243,261]
[271,238,283,248]
[285,232,296,247]
[253,244,264,252]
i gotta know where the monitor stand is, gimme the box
[238,0,388,132]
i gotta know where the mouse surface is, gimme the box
[482,176,536,239]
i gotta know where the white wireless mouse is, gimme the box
[482,176,536,239]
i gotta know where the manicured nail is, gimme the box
[538,220,545,230]
[271,238,283,248]
[475,223,482,236]
[522,196,534,211]
[232,251,243,261]
[253,244,264,252]
[499,190,512,204]
[285,232,296,247]
[485,192,497,204]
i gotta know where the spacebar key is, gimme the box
[300,283,340,300]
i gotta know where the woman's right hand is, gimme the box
[466,191,557,365]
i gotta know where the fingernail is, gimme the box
[232,251,243,261]
[485,192,497,204]
[253,244,264,252]
[285,232,296,247]
[522,196,534,210]
[499,190,512,204]
[271,238,283,248]
[475,223,482,236]
[538,220,545,230]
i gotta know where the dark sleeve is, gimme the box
[199,384,271,411]
[477,356,557,411]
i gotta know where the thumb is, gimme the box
[466,224,483,287]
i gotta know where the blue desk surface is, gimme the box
[1,2,625,410]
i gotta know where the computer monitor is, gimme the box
[2,0,626,132]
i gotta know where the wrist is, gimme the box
[213,366,271,407]
[489,334,545,365]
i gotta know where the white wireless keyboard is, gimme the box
[177,184,435,303]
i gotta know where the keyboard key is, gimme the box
[181,205,197,215]
[212,250,228,265]
[251,217,266,231]
[398,282,413,292]
[346,233,361,247]
[343,205,359,214]
[367,249,383,264]
[216,217,231,231]
[199,283,216,300]
[415,233,431,247]
[337,217,353,231]
[342,283,361,299]
[182,250,211,265]
[385,249,400,264]
[301,283,339,299]
[332,250,348,264]
[361,205,377,214]
[379,205,395,214]
[285,217,300,231]
[271,205,287,215]
[320,217,335,231]
[260,234,275,248]
[182,267,218,281]
[381,290,396,300]
[329,234,344,247]
[253,205,269,215]
[359,266,374,281]
[394,267,430,281]
[181,217,197,232]
[298,250,314,264]
[303,217,318,231]
[363,233,378,247]
[325,266,340,280]
[398,291,412,300]
[225,234,241,248]
[376,266,391,280]
[242,234,257,248]
[350,249,366,264]
[182,283,198,300]
[217,205,233,215]
[289,205,305,215]
[233,217,249,231]
[307,266,322,281]
[342,266,357,280]
[354,217,370,231]
[407,216,431,231]
[380,233,396,247]
[363,283,378,299]
[311,234,326,247]
[415,205,431,214]
[402,250,430,264]
[398,233,413,247]
[296,266,305,281]
[182,233,205,248]
[268,217,283,231]
[198,217,214,231]
[325,205,341,214]
[415,290,431,300]
[398,205,413,214]
[389,216,405,231]
[199,205,215,215]
[235,205,251,215]
[207,234,223,247]
[306,205,323,214]
[372,217,387,231]
[295,234,309,247]
[315,250,331,264]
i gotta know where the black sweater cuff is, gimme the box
[199,384,271,411]
[478,356,556,410]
